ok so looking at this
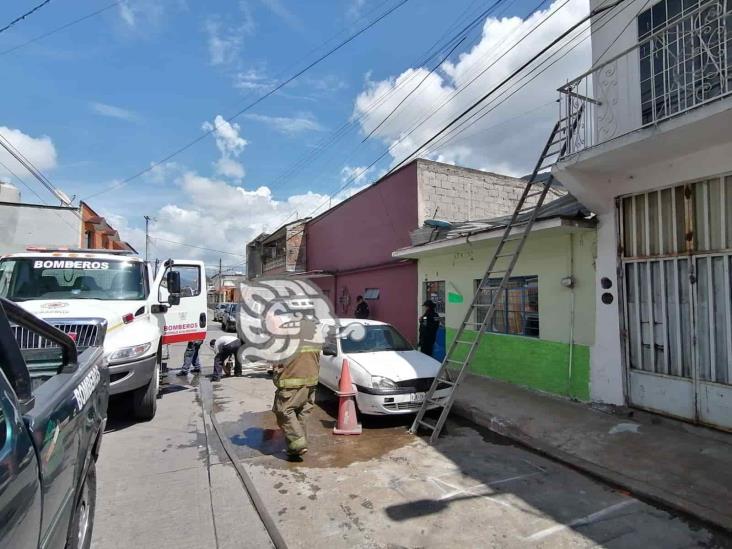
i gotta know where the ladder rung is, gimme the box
[418,419,436,430]
[454,339,476,345]
[436,379,455,387]
[444,359,463,365]
[495,252,516,259]
[525,190,545,199]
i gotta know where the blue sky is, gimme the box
[0,0,590,268]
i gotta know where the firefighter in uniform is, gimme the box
[272,318,322,459]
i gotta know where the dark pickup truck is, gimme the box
[0,297,108,549]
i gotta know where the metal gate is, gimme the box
[619,176,732,430]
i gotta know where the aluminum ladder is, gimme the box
[410,107,583,444]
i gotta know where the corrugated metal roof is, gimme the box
[413,194,594,245]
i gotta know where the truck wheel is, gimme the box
[67,459,96,549]
[132,361,159,421]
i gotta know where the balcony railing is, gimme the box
[558,0,731,157]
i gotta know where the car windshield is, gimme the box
[0,257,147,301]
[340,324,413,353]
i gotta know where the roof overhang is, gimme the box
[392,217,595,259]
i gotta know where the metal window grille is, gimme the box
[474,276,539,337]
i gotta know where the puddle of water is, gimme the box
[217,400,417,469]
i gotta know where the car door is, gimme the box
[154,260,208,344]
[319,332,341,390]
[0,368,42,549]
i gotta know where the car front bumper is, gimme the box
[355,387,452,415]
[108,354,157,395]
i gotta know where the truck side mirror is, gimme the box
[166,271,181,306]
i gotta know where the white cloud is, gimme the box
[0,126,58,187]
[258,0,303,31]
[245,112,324,135]
[205,9,254,66]
[347,0,368,21]
[202,115,248,180]
[90,102,141,123]
[340,165,374,185]
[119,2,136,26]
[147,161,182,184]
[124,172,350,266]
[352,0,590,176]
[234,67,277,91]
[117,0,166,29]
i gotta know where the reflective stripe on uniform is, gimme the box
[275,375,319,388]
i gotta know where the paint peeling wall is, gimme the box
[415,228,597,400]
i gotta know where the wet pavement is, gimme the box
[94,323,732,548]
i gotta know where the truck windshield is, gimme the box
[0,257,147,301]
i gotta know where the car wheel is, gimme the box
[66,459,96,549]
[132,361,159,421]
[221,321,226,331]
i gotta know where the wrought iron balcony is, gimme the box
[558,0,731,157]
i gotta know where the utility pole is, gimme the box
[218,258,222,304]
[144,215,152,262]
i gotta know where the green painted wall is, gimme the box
[406,228,597,401]
[446,328,590,400]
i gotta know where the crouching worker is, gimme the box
[210,335,242,382]
[272,318,322,460]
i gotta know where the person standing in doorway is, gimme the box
[419,299,440,357]
[354,295,370,319]
[272,318,322,460]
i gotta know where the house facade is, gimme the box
[304,159,533,343]
[0,183,135,254]
[553,0,732,429]
[394,196,597,399]
[246,219,308,279]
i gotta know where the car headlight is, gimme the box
[371,375,398,390]
[108,343,151,363]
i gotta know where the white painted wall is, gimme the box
[0,202,81,254]
[587,0,646,145]
[556,138,732,404]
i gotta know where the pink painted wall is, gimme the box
[314,263,417,344]
[307,163,419,271]
[307,163,420,342]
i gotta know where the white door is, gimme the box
[153,260,208,344]
[619,178,732,431]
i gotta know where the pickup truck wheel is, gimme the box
[132,361,159,421]
[67,459,96,549]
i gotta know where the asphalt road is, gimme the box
[93,320,732,548]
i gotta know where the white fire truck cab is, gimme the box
[0,248,208,420]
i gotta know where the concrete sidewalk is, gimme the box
[452,374,732,532]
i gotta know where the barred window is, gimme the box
[474,276,539,337]
[637,0,729,125]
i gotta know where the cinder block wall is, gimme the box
[416,159,539,224]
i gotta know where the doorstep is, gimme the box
[451,374,732,532]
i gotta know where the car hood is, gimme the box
[346,350,441,381]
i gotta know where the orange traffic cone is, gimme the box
[333,359,362,435]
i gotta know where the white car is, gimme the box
[318,319,451,415]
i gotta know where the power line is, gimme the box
[83,0,410,201]
[0,131,73,207]
[149,236,245,257]
[0,0,53,35]
[362,36,467,142]
[0,1,120,56]
[262,0,520,231]
[274,0,631,246]
[387,0,628,175]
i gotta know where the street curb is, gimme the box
[451,400,732,533]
